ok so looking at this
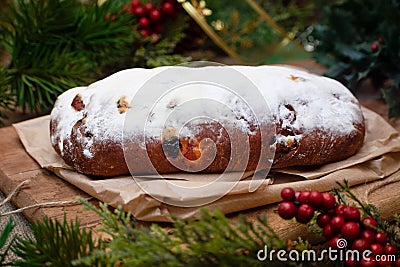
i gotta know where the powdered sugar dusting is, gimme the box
[235,66,363,137]
[50,65,364,158]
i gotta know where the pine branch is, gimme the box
[76,198,289,267]
[0,67,15,124]
[5,181,400,266]
[0,217,15,266]
[12,215,108,267]
[0,0,139,113]
[9,47,90,111]
[72,0,136,75]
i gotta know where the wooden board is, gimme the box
[1,107,400,241]
[0,126,102,229]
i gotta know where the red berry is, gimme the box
[371,43,379,52]
[377,260,392,267]
[321,192,336,211]
[346,256,360,267]
[375,232,388,246]
[133,6,146,17]
[378,37,384,44]
[131,0,141,8]
[138,17,150,28]
[362,217,378,231]
[317,213,331,228]
[144,3,155,12]
[352,238,371,252]
[296,204,315,224]
[278,201,297,220]
[335,204,347,216]
[384,244,397,255]
[323,224,335,239]
[294,191,301,203]
[370,243,384,255]
[309,191,323,209]
[327,236,340,248]
[330,215,346,232]
[341,222,361,240]
[280,187,296,202]
[149,9,162,22]
[360,257,378,267]
[161,2,175,16]
[361,229,376,244]
[343,206,361,222]
[298,190,311,204]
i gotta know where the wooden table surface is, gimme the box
[0,125,102,229]
[1,100,400,241]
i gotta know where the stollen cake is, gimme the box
[50,65,365,176]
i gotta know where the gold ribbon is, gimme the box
[180,0,303,64]
[180,0,246,62]
[245,0,288,38]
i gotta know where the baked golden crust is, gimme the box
[50,119,365,177]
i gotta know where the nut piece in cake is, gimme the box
[116,96,131,114]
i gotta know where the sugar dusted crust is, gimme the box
[50,65,365,177]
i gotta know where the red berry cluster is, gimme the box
[278,187,400,267]
[125,0,181,39]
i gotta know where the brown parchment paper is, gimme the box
[13,107,400,222]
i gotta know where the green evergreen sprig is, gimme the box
[75,199,287,267]
[12,215,108,267]
[0,217,15,266]
[0,68,14,121]
[0,0,134,114]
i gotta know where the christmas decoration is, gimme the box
[311,0,400,117]
[277,181,400,266]
[0,180,397,266]
[125,0,182,40]
[12,216,106,267]
[181,0,315,64]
